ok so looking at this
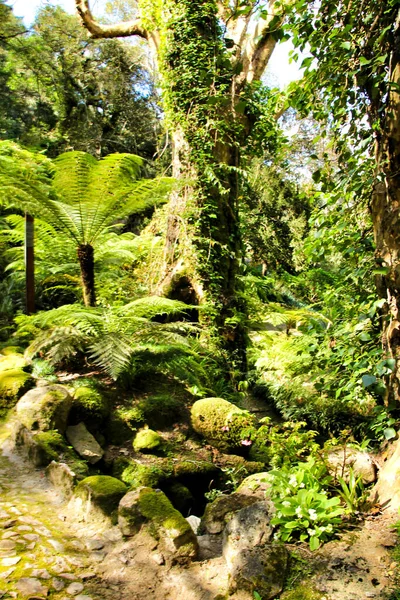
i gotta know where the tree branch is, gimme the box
[75,0,148,39]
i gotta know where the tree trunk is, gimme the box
[77,244,96,307]
[371,53,400,404]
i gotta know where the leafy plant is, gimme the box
[268,458,344,550]
[337,468,368,513]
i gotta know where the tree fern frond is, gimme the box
[89,332,134,380]
[25,326,87,364]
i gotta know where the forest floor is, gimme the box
[0,418,399,600]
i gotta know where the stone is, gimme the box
[133,429,162,453]
[75,596,93,600]
[373,438,400,510]
[73,476,128,519]
[45,462,77,499]
[197,534,223,560]
[0,540,16,551]
[85,539,105,551]
[66,423,104,465]
[1,556,20,566]
[186,515,201,534]
[48,539,65,552]
[16,577,48,596]
[118,487,198,563]
[326,447,376,484]
[15,384,72,433]
[202,493,259,534]
[0,568,15,579]
[228,544,288,599]
[191,397,257,452]
[237,472,271,499]
[23,534,39,542]
[66,582,84,595]
[223,501,275,569]
[31,569,51,579]
[52,578,65,591]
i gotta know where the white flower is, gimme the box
[289,475,297,486]
[299,483,305,488]
[282,501,291,507]
[273,532,280,541]
[307,528,316,536]
[295,506,303,517]
[308,508,318,520]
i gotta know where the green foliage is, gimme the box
[337,468,368,513]
[30,359,58,383]
[269,459,344,550]
[71,385,110,425]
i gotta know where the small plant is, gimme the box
[337,468,368,513]
[31,358,58,382]
[268,458,344,550]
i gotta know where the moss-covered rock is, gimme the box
[236,473,271,499]
[35,430,68,463]
[139,394,183,429]
[112,457,170,488]
[16,384,72,433]
[0,345,24,356]
[0,369,34,400]
[202,493,259,534]
[75,475,128,516]
[133,428,162,453]
[71,386,110,425]
[191,397,257,452]
[280,585,325,600]
[121,487,198,562]
[0,353,27,371]
[106,406,144,444]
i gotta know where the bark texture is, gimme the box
[371,39,400,403]
[77,244,96,307]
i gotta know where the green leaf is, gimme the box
[340,41,351,50]
[309,536,320,551]
[362,374,377,388]
[384,428,397,440]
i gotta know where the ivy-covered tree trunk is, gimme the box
[372,53,400,404]
[77,243,96,307]
[75,0,281,373]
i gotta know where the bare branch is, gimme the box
[246,29,278,83]
[75,0,148,39]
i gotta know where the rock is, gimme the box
[66,423,104,465]
[1,556,20,566]
[13,427,66,467]
[85,539,104,551]
[191,397,257,452]
[70,386,109,425]
[237,473,271,499]
[75,596,93,600]
[186,515,201,534]
[66,582,84,595]
[52,578,65,591]
[31,569,51,579]
[16,385,72,433]
[202,493,259,534]
[118,487,198,563]
[326,447,376,484]
[228,544,288,599]
[0,369,33,403]
[223,501,275,569]
[373,438,400,510]
[16,577,48,596]
[72,475,128,519]
[46,462,77,499]
[133,429,162,453]
[197,534,223,560]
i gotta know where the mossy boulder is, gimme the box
[0,345,24,356]
[106,406,144,444]
[74,475,128,517]
[237,473,271,499]
[280,585,325,600]
[133,428,162,453]
[0,369,33,416]
[70,386,110,426]
[202,493,259,534]
[0,353,27,371]
[139,394,183,429]
[118,487,198,562]
[16,384,72,433]
[191,397,257,452]
[112,457,170,488]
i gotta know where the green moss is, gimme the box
[138,487,192,536]
[75,475,128,515]
[281,585,325,600]
[191,397,257,452]
[163,481,193,514]
[133,428,162,452]
[0,345,24,355]
[173,459,217,477]
[107,406,145,444]
[72,385,110,424]
[35,430,68,463]
[0,353,27,371]
[0,368,33,411]
[112,457,170,488]
[139,394,183,428]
